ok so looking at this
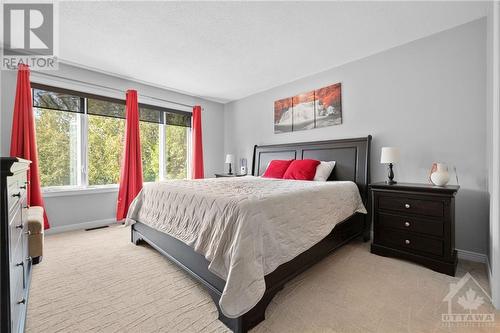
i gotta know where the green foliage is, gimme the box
[35,107,188,187]
[34,108,78,187]
[140,122,160,182]
[87,115,125,185]
[166,125,188,179]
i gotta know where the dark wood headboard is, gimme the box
[252,135,372,202]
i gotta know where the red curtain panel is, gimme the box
[10,64,50,229]
[191,105,204,179]
[116,90,143,221]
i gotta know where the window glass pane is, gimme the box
[33,89,81,113]
[140,122,160,182]
[34,108,79,187]
[88,115,125,185]
[87,98,125,119]
[165,125,188,179]
[139,107,163,124]
[165,112,191,127]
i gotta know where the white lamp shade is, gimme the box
[380,147,400,164]
[225,154,235,164]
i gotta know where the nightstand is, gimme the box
[370,182,459,276]
[214,173,246,178]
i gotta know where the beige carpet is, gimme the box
[26,225,499,333]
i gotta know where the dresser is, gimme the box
[370,182,459,276]
[1,157,32,333]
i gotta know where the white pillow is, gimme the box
[314,161,336,181]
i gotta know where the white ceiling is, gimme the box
[56,1,488,103]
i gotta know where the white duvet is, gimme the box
[125,176,366,318]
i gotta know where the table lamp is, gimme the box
[380,147,400,184]
[225,154,235,175]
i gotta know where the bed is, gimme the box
[128,136,372,332]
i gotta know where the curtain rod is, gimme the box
[30,71,196,109]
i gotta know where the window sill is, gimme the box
[42,185,119,198]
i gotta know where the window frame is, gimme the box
[32,83,192,192]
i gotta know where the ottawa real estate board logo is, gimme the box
[441,272,496,327]
[2,2,58,70]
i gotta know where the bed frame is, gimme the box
[131,135,372,333]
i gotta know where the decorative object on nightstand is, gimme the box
[380,147,400,184]
[225,154,235,175]
[370,182,459,276]
[430,163,450,186]
[240,158,247,175]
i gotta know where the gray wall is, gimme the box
[0,63,225,231]
[224,19,488,254]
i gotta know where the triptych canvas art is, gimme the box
[274,83,342,133]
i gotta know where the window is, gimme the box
[33,84,192,189]
[138,107,161,182]
[87,98,125,186]
[33,89,82,187]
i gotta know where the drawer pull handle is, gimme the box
[16,261,24,267]
[15,224,24,229]
[404,222,411,227]
[19,185,26,189]
[12,192,21,198]
[404,203,411,209]
[405,239,411,245]
[17,298,25,305]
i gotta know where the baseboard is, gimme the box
[45,218,117,235]
[456,248,487,263]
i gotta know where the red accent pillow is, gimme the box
[283,159,321,180]
[262,160,294,179]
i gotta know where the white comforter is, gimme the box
[126,176,366,318]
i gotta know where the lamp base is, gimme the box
[386,163,396,185]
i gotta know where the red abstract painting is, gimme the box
[274,97,293,133]
[315,83,342,128]
[273,83,342,133]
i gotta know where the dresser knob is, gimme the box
[16,261,24,267]
[404,221,410,227]
[405,239,411,245]
[19,185,26,189]
[12,192,21,198]
[26,256,32,262]
[17,298,25,305]
[404,203,411,209]
[25,230,31,235]
[15,223,24,229]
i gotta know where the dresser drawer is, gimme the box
[377,228,444,257]
[378,195,444,218]
[9,206,23,248]
[377,212,444,237]
[9,270,24,333]
[7,183,21,214]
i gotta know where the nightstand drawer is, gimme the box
[377,228,443,257]
[378,196,444,218]
[378,212,444,237]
